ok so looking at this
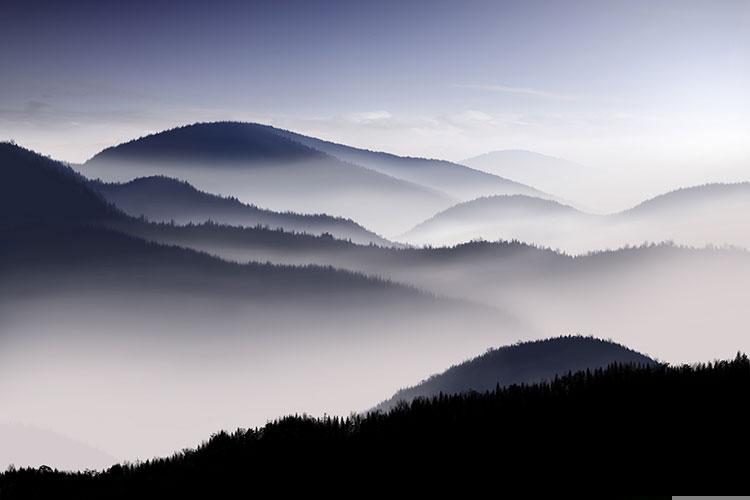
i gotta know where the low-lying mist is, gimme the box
[4,137,749,476]
[0,230,524,469]
[109,221,750,364]
[399,185,750,253]
[84,159,452,237]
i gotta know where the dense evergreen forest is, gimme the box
[2,356,747,498]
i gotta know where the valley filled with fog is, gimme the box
[2,122,749,470]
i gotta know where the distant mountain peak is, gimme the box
[461,149,592,208]
[463,149,573,163]
[83,121,562,235]
[272,126,555,201]
[88,121,327,165]
[401,194,584,243]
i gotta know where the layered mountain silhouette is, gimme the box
[118,216,750,362]
[2,142,524,466]
[273,128,551,201]
[83,122,558,235]
[3,354,747,493]
[611,183,750,249]
[0,141,453,304]
[83,122,455,235]
[0,143,407,304]
[462,150,589,193]
[461,149,610,209]
[621,182,750,217]
[5,137,750,472]
[400,183,750,252]
[375,336,656,411]
[400,194,592,248]
[91,176,391,246]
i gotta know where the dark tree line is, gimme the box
[1,355,747,498]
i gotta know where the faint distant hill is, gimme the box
[375,336,657,412]
[84,122,453,235]
[400,194,593,248]
[81,179,750,365]
[0,142,417,303]
[273,128,552,201]
[620,182,750,217]
[610,183,750,250]
[91,176,391,246]
[400,182,750,252]
[2,143,525,472]
[0,141,524,324]
[0,424,117,472]
[0,142,120,229]
[410,194,581,223]
[3,141,509,348]
[462,150,593,205]
[462,150,586,184]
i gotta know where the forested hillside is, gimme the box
[2,355,747,496]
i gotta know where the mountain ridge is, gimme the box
[620,182,750,216]
[375,336,657,411]
[90,175,392,246]
[273,126,551,200]
[400,182,750,252]
[83,122,457,235]
[0,142,121,228]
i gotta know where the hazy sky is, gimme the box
[1,0,748,182]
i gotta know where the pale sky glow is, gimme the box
[1,0,748,198]
[451,84,577,101]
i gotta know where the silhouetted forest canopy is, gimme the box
[113,216,750,266]
[1,355,747,497]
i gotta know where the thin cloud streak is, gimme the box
[452,84,576,101]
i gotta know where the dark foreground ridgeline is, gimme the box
[1,355,747,497]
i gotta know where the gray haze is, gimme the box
[399,184,750,253]
[82,122,558,236]
[462,150,601,209]
[3,0,749,199]
[91,176,392,246]
[2,0,750,470]
[0,271,519,466]
[112,221,750,364]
